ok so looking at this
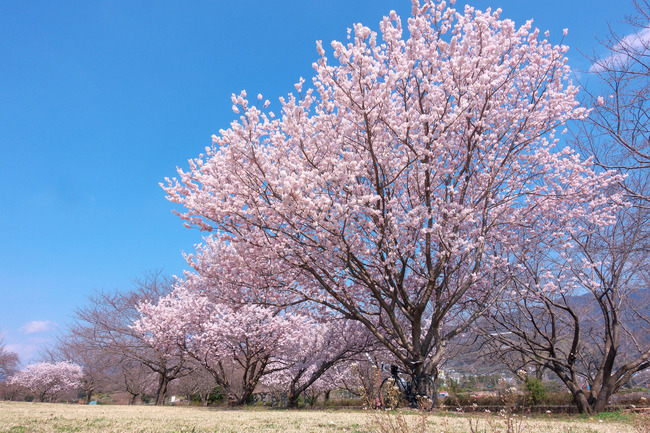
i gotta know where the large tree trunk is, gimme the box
[592,381,615,414]
[286,374,303,409]
[557,371,598,415]
[285,359,341,409]
[231,389,254,407]
[155,374,170,405]
[287,392,300,409]
[573,391,594,415]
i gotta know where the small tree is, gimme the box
[523,376,546,406]
[103,357,154,405]
[69,271,193,405]
[0,335,19,382]
[0,335,20,401]
[135,286,311,406]
[9,361,83,402]
[170,364,217,406]
[44,330,116,404]
[261,318,375,408]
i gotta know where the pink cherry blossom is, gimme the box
[9,361,83,402]
[135,282,314,406]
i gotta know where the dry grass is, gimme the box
[0,401,637,433]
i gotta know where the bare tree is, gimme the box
[169,364,217,406]
[576,0,650,204]
[482,1,650,414]
[0,334,20,400]
[483,201,650,414]
[115,358,157,405]
[0,334,19,381]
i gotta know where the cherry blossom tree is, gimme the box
[137,238,377,407]
[136,286,310,406]
[261,318,375,408]
[44,328,120,404]
[163,0,619,391]
[9,361,83,402]
[69,272,193,405]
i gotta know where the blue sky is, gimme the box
[0,0,639,364]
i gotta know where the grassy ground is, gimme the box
[0,401,641,433]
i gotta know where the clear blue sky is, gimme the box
[0,0,638,364]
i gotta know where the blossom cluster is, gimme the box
[9,361,83,401]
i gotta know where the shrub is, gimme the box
[523,378,546,406]
[207,387,225,405]
[541,392,574,406]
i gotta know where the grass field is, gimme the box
[0,401,641,433]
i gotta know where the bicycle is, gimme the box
[379,363,437,410]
